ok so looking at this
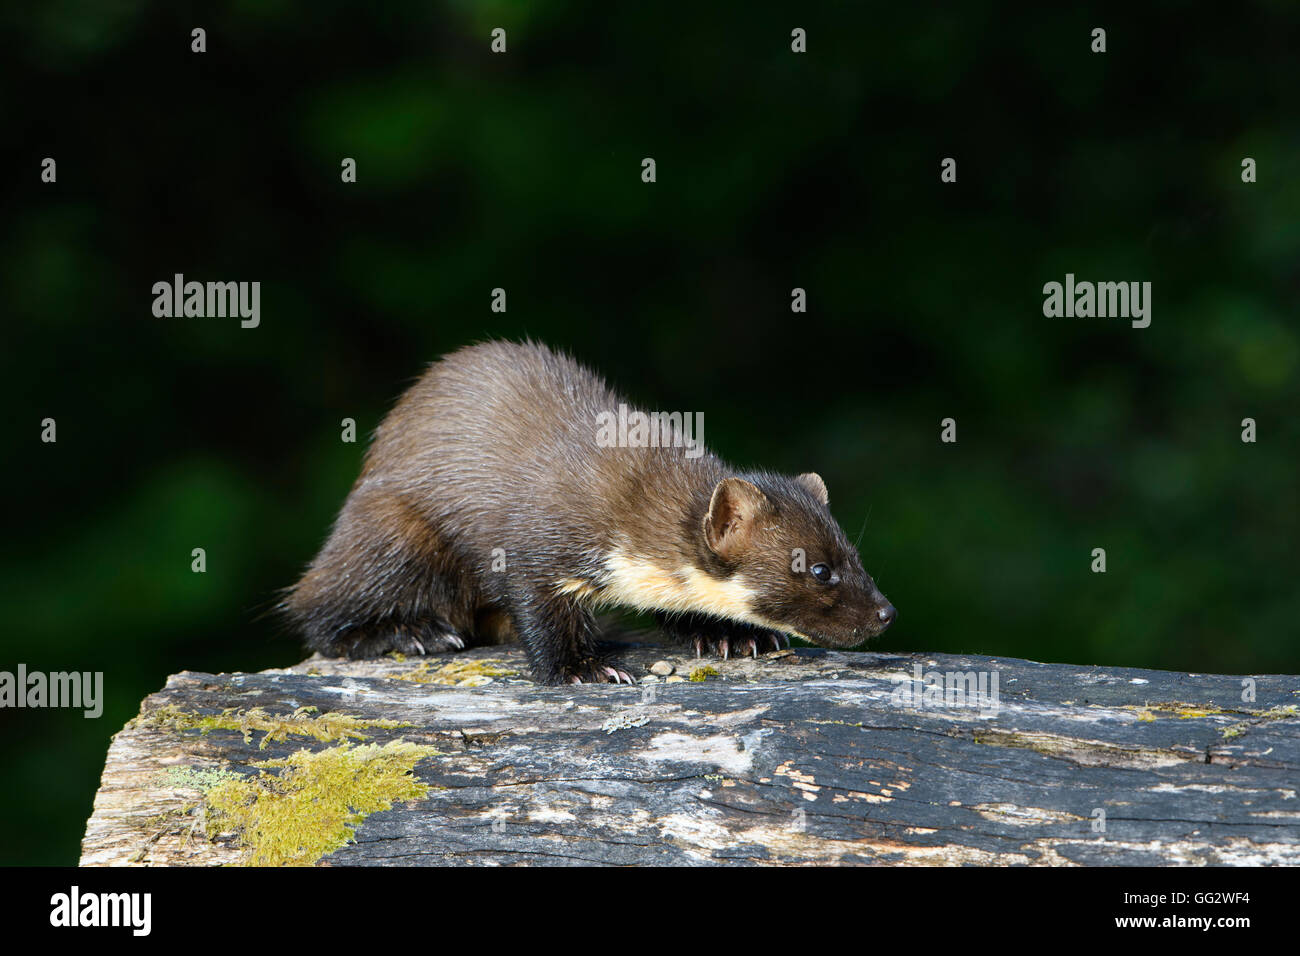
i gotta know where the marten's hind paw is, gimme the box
[342,622,467,659]
[562,659,636,685]
[693,629,789,660]
[412,629,466,654]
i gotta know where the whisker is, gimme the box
[854,505,872,550]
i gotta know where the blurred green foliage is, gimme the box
[1,2,1297,864]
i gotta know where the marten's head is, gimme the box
[702,474,896,648]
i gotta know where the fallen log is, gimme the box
[80,642,1300,865]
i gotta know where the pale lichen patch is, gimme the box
[393,658,520,686]
[155,766,242,792]
[138,705,411,750]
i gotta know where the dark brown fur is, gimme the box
[284,341,895,684]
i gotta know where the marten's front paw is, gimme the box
[692,628,789,660]
[561,657,636,685]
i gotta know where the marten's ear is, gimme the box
[703,478,769,559]
[796,472,829,506]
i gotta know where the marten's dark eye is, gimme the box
[811,563,833,583]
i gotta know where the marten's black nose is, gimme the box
[876,603,896,627]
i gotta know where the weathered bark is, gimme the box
[80,642,1300,866]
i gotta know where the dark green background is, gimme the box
[2,2,1297,864]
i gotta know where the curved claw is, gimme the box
[720,638,729,660]
[694,637,704,658]
[418,630,466,653]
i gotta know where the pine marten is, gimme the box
[285,341,896,684]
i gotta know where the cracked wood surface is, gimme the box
[81,642,1300,866]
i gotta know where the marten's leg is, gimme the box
[655,612,789,659]
[286,492,474,659]
[508,583,634,685]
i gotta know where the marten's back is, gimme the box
[366,340,615,481]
